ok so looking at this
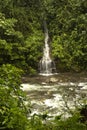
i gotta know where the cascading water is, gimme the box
[39,20,56,76]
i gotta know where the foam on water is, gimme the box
[21,82,87,118]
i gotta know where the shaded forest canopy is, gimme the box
[0,0,87,73]
[0,1,87,130]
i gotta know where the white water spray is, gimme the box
[39,20,56,75]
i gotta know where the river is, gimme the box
[21,73,87,119]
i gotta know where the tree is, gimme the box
[0,64,29,130]
[0,0,87,73]
[47,0,87,71]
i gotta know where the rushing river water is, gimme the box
[21,73,87,119]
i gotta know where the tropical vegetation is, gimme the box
[0,0,87,130]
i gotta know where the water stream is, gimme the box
[23,20,87,119]
[22,74,87,119]
[39,20,56,76]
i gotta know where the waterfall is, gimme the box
[39,20,56,76]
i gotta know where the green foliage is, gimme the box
[54,111,87,130]
[25,29,44,71]
[28,113,56,130]
[48,0,87,71]
[0,64,86,130]
[0,39,11,64]
[0,12,24,42]
[0,64,28,130]
[0,2,87,130]
[27,110,87,130]
[0,0,87,73]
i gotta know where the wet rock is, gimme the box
[49,77,58,83]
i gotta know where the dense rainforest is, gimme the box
[0,0,87,130]
[0,0,87,73]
